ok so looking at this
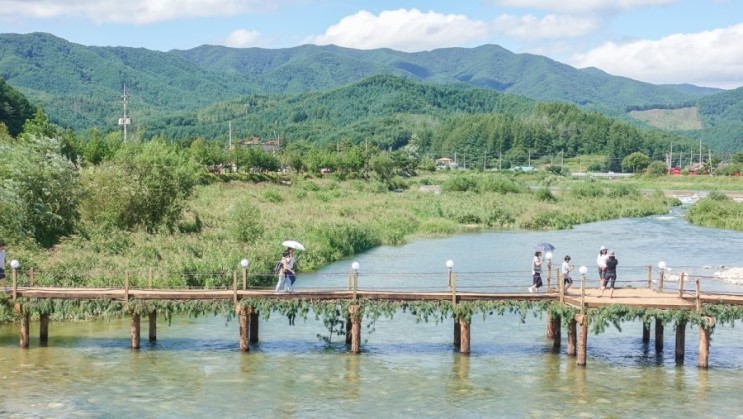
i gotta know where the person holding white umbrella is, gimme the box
[279,240,304,293]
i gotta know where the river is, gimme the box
[1,208,742,417]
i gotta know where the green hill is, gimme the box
[0,32,740,153]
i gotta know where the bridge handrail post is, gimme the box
[12,268,17,301]
[546,260,552,293]
[559,270,564,303]
[659,269,665,293]
[647,265,652,289]
[451,273,457,307]
[695,278,701,311]
[29,267,34,287]
[353,269,358,301]
[233,271,238,304]
[124,270,129,303]
[580,274,586,315]
[678,272,685,298]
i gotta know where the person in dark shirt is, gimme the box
[599,251,618,298]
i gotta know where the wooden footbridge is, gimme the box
[3,267,743,369]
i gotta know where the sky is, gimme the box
[2,0,743,89]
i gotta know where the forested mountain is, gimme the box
[695,86,743,152]
[0,32,739,153]
[0,77,35,136]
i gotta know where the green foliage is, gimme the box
[0,77,35,137]
[622,152,651,173]
[0,131,81,247]
[646,161,667,176]
[79,140,200,232]
[533,188,556,202]
[686,193,743,231]
[227,196,264,244]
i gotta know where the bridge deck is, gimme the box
[12,286,743,310]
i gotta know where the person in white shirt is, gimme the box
[596,245,609,286]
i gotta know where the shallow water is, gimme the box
[2,210,743,417]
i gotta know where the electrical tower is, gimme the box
[118,85,131,141]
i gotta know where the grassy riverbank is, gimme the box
[8,172,676,288]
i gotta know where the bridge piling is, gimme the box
[149,311,157,342]
[131,313,140,349]
[655,319,664,352]
[20,309,30,349]
[453,319,461,347]
[551,315,562,352]
[642,322,650,343]
[698,318,713,368]
[249,310,259,343]
[459,317,471,355]
[238,305,249,352]
[567,317,576,356]
[577,313,588,366]
[349,305,361,354]
[40,313,49,345]
[675,319,686,364]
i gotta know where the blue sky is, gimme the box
[2,0,742,89]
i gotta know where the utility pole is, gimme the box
[228,121,232,150]
[118,85,131,142]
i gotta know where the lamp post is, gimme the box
[446,259,454,291]
[240,259,249,290]
[579,266,588,314]
[10,259,20,300]
[545,252,553,291]
[658,261,666,292]
[351,262,360,300]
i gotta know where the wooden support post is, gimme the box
[29,267,34,287]
[567,317,577,356]
[346,319,353,345]
[453,318,461,347]
[659,270,665,293]
[678,272,685,298]
[40,313,49,345]
[546,261,552,293]
[148,311,157,342]
[249,310,259,343]
[546,313,556,339]
[642,322,650,343]
[552,314,562,352]
[577,313,588,366]
[459,316,471,355]
[131,313,141,350]
[695,279,701,311]
[698,318,713,369]
[647,265,652,289]
[349,305,362,354]
[655,318,664,352]
[238,305,249,352]
[20,310,30,349]
[675,319,686,364]
[242,268,247,290]
[148,268,153,289]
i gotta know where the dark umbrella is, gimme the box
[534,242,556,253]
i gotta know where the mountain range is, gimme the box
[0,32,740,152]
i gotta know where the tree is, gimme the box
[646,161,667,176]
[622,152,651,173]
[80,139,200,232]
[0,133,81,247]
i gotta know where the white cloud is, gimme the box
[493,14,598,39]
[224,29,262,48]
[490,0,677,13]
[0,0,264,24]
[305,9,490,52]
[571,23,743,88]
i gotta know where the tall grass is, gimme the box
[11,174,675,287]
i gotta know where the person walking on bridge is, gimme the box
[599,251,619,298]
[596,245,609,286]
[529,251,543,293]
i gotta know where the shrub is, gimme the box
[227,197,264,244]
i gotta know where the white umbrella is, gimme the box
[282,240,305,251]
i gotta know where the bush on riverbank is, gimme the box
[687,192,743,231]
